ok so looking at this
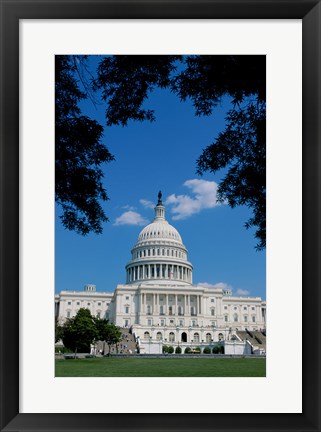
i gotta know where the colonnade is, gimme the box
[126,263,192,283]
[138,292,203,316]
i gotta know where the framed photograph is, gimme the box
[1,1,320,431]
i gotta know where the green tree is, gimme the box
[94,55,266,249]
[61,308,97,356]
[55,55,114,235]
[94,319,122,355]
[55,318,64,343]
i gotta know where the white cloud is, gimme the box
[140,199,155,209]
[113,211,148,226]
[165,179,223,220]
[196,282,232,290]
[121,205,136,210]
[235,288,250,296]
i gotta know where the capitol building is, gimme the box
[55,193,266,354]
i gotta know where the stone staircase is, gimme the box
[236,330,266,352]
[89,328,138,355]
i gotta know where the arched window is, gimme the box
[144,331,150,340]
[211,308,215,316]
[218,333,224,341]
[206,333,211,343]
[156,332,162,340]
[194,333,200,343]
[169,332,175,342]
[233,313,238,322]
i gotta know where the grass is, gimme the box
[55,356,266,377]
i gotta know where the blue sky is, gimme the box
[55,56,266,299]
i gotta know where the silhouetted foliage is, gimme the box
[94,55,266,249]
[55,55,114,235]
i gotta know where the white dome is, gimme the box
[138,220,182,244]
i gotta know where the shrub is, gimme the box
[212,345,219,354]
[194,346,201,354]
[203,346,211,354]
[168,346,174,354]
[55,346,73,354]
[184,347,192,354]
[218,344,225,354]
[175,346,182,354]
[162,345,169,353]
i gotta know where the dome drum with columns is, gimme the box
[55,192,266,355]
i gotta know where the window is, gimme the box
[97,312,101,318]
[67,302,71,305]
[234,307,237,310]
[77,302,80,305]
[179,320,184,326]
[206,333,211,342]
[144,331,150,339]
[233,313,238,322]
[66,311,71,318]
[252,316,256,322]
[126,296,129,300]
[244,315,248,322]
[106,302,110,305]
[243,306,247,310]
[87,303,90,306]
[160,319,165,326]
[169,332,175,342]
[147,305,151,314]
[211,299,215,303]
[147,319,152,326]
[169,306,173,316]
[218,333,224,341]
[125,307,129,314]
[224,315,228,322]
[192,320,196,327]
[252,307,255,310]
[224,306,228,310]
[156,332,162,340]
[98,302,101,306]
[211,309,215,316]
[194,333,200,343]
[178,306,183,315]
[160,305,164,315]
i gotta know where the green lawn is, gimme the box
[55,356,266,377]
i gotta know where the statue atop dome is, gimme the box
[157,190,162,205]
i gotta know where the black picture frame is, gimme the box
[0,1,320,431]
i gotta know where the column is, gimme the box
[154,264,156,279]
[166,264,168,279]
[148,264,151,279]
[175,294,178,315]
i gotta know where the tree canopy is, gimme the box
[55,55,114,235]
[60,308,97,354]
[56,55,266,249]
[57,309,123,355]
